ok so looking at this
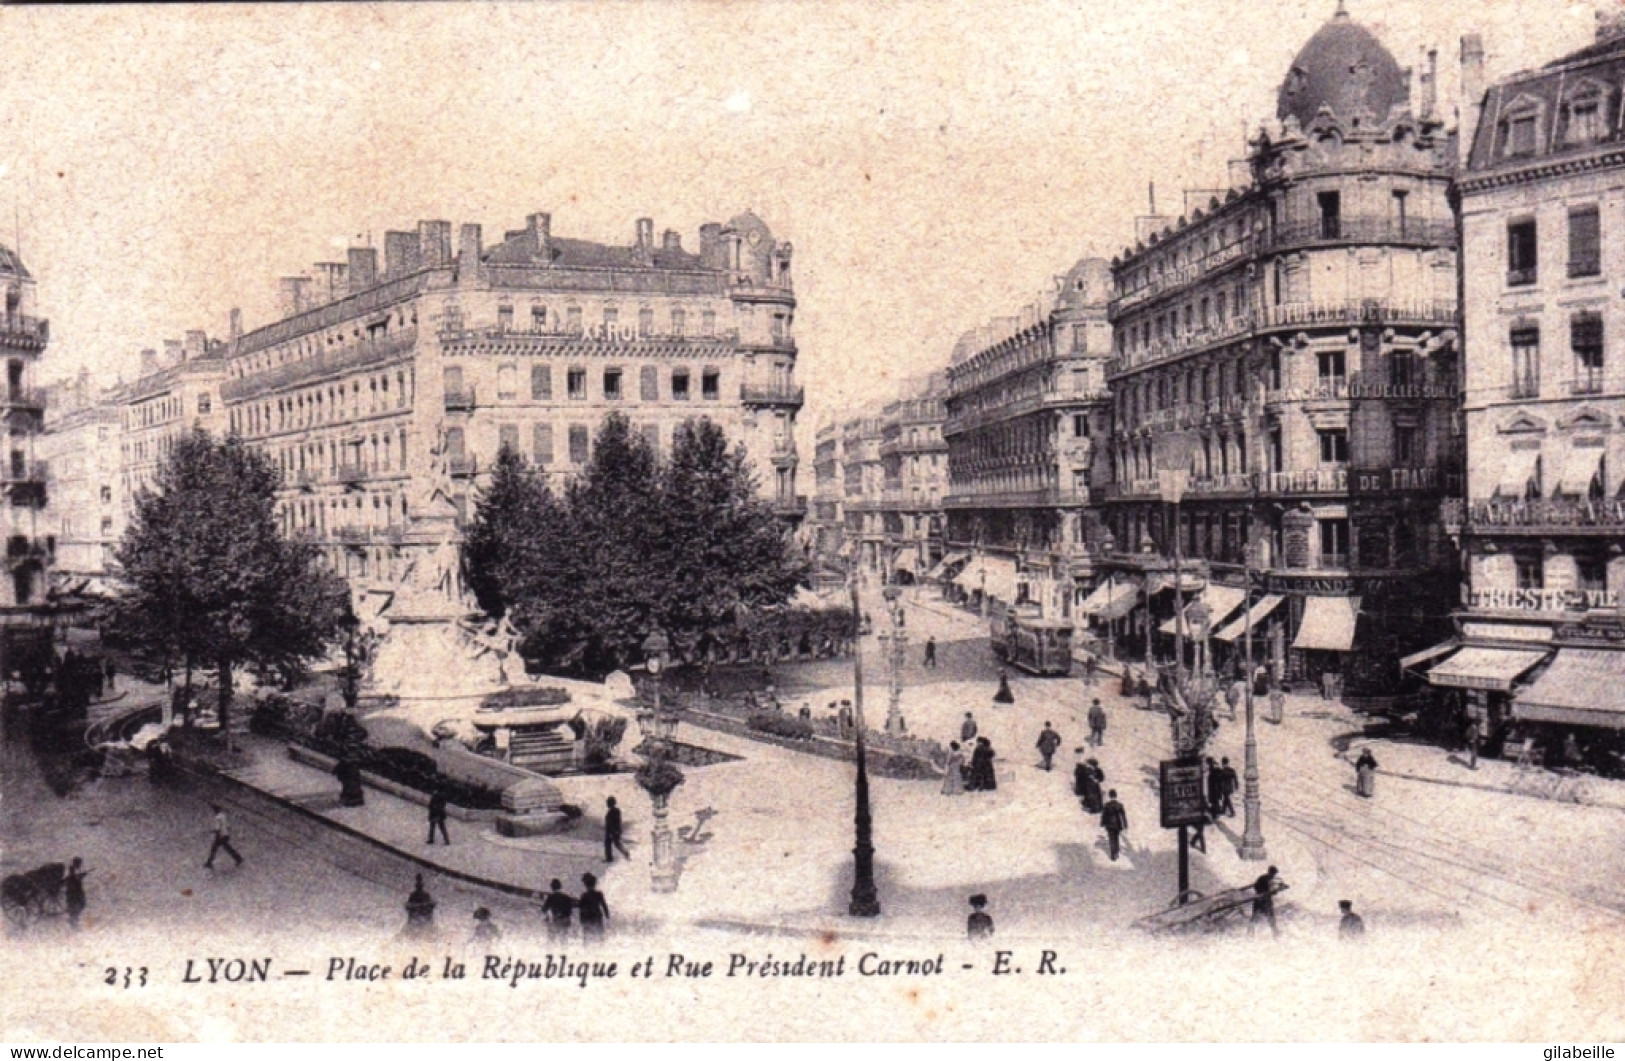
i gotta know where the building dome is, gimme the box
[1276,4,1408,128]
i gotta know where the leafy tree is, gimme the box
[110,429,349,733]
[462,444,558,619]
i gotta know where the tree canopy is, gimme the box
[462,414,807,676]
[110,429,350,731]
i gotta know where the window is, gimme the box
[1391,189,1409,236]
[197,394,211,415]
[672,369,691,401]
[498,423,519,456]
[496,363,518,400]
[1507,219,1537,286]
[1568,206,1601,278]
[442,365,464,400]
[566,305,582,333]
[532,306,548,331]
[1317,348,1346,381]
[1317,190,1341,240]
[1567,99,1602,144]
[640,365,659,401]
[638,306,654,337]
[1318,519,1349,568]
[567,368,587,400]
[671,308,686,337]
[531,363,552,401]
[1269,426,1284,473]
[1503,113,1538,157]
[701,368,720,400]
[701,310,715,336]
[603,368,623,400]
[1515,554,1543,591]
[603,306,619,330]
[497,305,513,332]
[569,424,590,464]
[532,424,553,465]
[1073,413,1088,438]
[444,426,465,457]
[100,485,112,503]
[1390,349,1416,389]
[1572,313,1604,394]
[1318,428,1349,464]
[1268,347,1282,390]
[1393,423,1417,464]
[1578,555,1607,593]
[1511,326,1541,398]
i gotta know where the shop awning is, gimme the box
[1427,646,1548,692]
[1158,584,1247,635]
[924,551,970,580]
[1553,447,1603,498]
[1149,572,1206,594]
[1078,579,1116,615]
[1494,448,1541,498]
[1291,595,1361,652]
[1084,578,1141,621]
[955,556,1021,602]
[1512,650,1625,728]
[893,551,920,575]
[1399,639,1459,672]
[1212,594,1285,643]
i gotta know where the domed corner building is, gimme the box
[1097,3,1463,704]
[1,241,52,615]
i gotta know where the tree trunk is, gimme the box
[181,658,194,732]
[216,656,234,736]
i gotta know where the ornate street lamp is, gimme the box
[880,582,908,734]
[847,569,880,917]
[1240,531,1268,861]
[635,628,683,893]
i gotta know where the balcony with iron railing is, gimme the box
[336,463,368,487]
[448,454,478,478]
[739,383,805,408]
[0,314,50,349]
[1260,216,1457,255]
[443,386,476,412]
[1509,375,1541,400]
[773,494,808,517]
[2,387,47,415]
[1442,497,1625,535]
[3,459,49,486]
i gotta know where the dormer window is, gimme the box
[1500,105,1540,158]
[1568,98,1602,144]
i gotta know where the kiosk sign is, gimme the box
[1160,757,1207,828]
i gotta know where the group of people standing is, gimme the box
[942,726,999,795]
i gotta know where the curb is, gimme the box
[1362,760,1625,811]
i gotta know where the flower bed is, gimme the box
[672,693,943,781]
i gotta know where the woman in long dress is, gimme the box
[941,742,966,796]
[1354,748,1379,798]
[970,737,997,792]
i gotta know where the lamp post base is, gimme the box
[650,793,679,892]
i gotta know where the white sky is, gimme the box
[0,0,1596,429]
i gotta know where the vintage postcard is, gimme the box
[2,0,1623,1044]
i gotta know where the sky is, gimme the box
[0,0,1598,430]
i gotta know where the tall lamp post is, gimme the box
[1240,525,1268,860]
[879,582,908,734]
[635,628,683,894]
[847,569,881,917]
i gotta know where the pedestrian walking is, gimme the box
[568,714,588,769]
[1338,899,1365,941]
[968,737,997,792]
[1218,757,1238,817]
[1036,722,1062,772]
[839,701,855,738]
[1076,753,1104,815]
[577,873,609,941]
[470,906,501,945]
[63,857,88,930]
[1354,748,1378,798]
[203,804,244,869]
[923,636,937,668]
[1081,653,1097,686]
[1100,790,1128,861]
[1253,664,1270,699]
[941,742,966,796]
[603,796,630,862]
[1225,679,1243,722]
[1087,699,1108,746]
[404,874,436,937]
[541,878,575,941]
[1464,718,1481,771]
[1205,757,1224,818]
[966,894,994,940]
[1251,866,1281,937]
[1268,682,1285,724]
[426,790,451,845]
[960,711,978,743]
[993,670,1015,705]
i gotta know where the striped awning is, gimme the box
[1291,596,1362,653]
[1512,650,1625,728]
[1427,646,1548,692]
[1212,595,1285,643]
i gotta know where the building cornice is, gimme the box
[1458,146,1625,195]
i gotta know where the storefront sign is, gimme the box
[1351,467,1443,494]
[1159,758,1208,828]
[1266,575,1355,596]
[1468,588,1618,612]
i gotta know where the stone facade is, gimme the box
[218,211,802,588]
[1440,22,1625,735]
[117,334,229,503]
[1,244,50,611]
[39,371,123,577]
[942,257,1113,617]
[878,373,948,580]
[1100,6,1461,697]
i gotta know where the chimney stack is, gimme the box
[699,222,724,268]
[183,329,207,362]
[277,276,313,319]
[163,339,184,367]
[636,217,654,250]
[347,246,378,294]
[313,262,347,305]
[1419,47,1438,121]
[384,231,419,277]
[229,308,243,341]
[419,220,453,268]
[456,223,483,286]
[662,229,682,254]
[139,348,158,377]
[1460,34,1487,161]
[527,212,552,260]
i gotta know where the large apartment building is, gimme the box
[1425,20,1625,748]
[1098,5,1462,699]
[941,257,1113,618]
[1,244,51,614]
[219,211,804,587]
[40,370,123,579]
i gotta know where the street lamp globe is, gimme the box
[641,628,670,675]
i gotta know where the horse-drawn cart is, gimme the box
[2,862,67,929]
[1135,881,1288,935]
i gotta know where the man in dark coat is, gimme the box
[1036,722,1062,771]
[1205,757,1224,818]
[1218,757,1239,817]
[603,796,630,862]
[541,878,575,941]
[577,873,610,941]
[64,857,88,930]
[923,636,937,668]
[968,737,997,792]
[1087,699,1108,746]
[1077,754,1104,815]
[1338,899,1365,941]
[966,894,993,939]
[426,790,450,845]
[1100,789,1128,861]
[960,712,978,743]
[1251,866,1281,937]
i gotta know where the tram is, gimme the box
[989,601,1074,677]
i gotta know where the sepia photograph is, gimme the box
[1,0,1623,1044]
